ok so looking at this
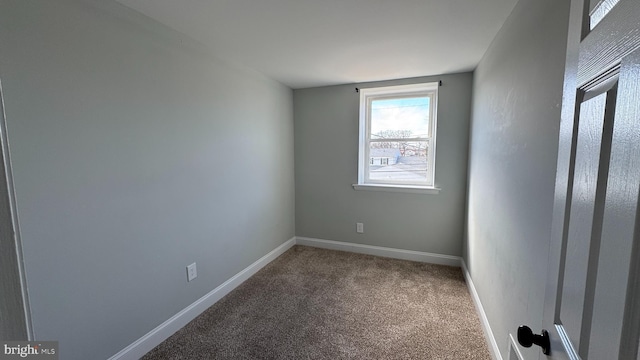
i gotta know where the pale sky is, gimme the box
[370,97,430,137]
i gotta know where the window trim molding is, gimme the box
[357,82,439,189]
[352,183,441,194]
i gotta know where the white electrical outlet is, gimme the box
[356,222,364,233]
[187,262,197,282]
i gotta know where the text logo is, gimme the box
[0,342,57,360]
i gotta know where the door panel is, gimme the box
[559,88,613,356]
[553,77,618,360]
[558,92,603,352]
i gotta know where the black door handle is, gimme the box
[517,325,550,355]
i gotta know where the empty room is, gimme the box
[2,0,639,359]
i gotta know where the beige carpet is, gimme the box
[143,245,491,359]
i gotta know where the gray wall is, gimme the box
[465,0,570,357]
[0,0,294,359]
[295,73,472,256]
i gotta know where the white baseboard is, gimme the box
[108,237,296,360]
[296,236,461,267]
[461,260,503,360]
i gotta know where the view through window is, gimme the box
[357,82,438,188]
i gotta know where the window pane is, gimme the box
[368,141,429,183]
[370,97,430,139]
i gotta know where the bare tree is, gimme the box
[371,130,414,154]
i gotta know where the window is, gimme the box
[354,82,439,192]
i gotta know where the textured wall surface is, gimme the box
[295,73,472,256]
[465,0,570,357]
[0,0,294,358]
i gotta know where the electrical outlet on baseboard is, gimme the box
[187,262,197,282]
[356,222,364,233]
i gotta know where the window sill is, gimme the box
[352,184,441,194]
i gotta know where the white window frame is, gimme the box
[354,82,439,194]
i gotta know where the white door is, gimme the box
[523,0,640,359]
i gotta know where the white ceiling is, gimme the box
[115,0,519,89]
